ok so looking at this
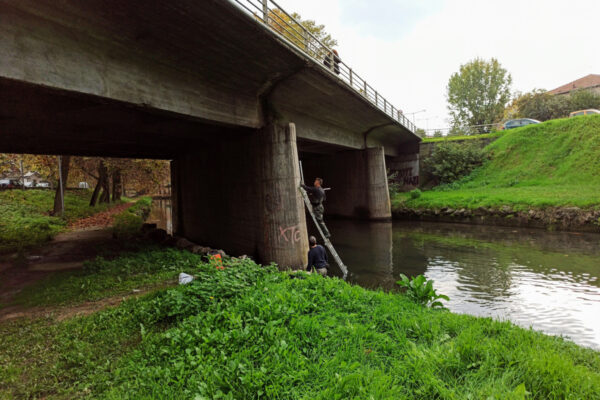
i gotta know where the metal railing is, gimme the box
[231,0,418,135]
[424,123,503,137]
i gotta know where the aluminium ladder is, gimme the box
[299,162,348,278]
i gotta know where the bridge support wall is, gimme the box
[302,147,391,220]
[171,122,308,268]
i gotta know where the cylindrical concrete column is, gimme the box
[365,147,391,220]
[171,122,308,269]
[302,147,391,220]
[257,122,309,268]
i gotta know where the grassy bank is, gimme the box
[112,196,152,239]
[1,248,599,399]
[0,189,119,254]
[396,115,600,211]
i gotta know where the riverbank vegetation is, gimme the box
[0,189,118,254]
[112,196,152,239]
[1,247,599,399]
[395,115,600,211]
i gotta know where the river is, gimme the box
[150,199,600,350]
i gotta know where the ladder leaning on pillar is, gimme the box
[299,162,348,278]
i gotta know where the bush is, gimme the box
[409,188,422,199]
[423,141,486,185]
[387,169,401,197]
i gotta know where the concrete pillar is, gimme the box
[302,147,391,220]
[256,123,309,267]
[172,122,308,268]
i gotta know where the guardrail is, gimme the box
[424,123,503,137]
[231,0,418,135]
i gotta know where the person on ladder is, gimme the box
[301,177,331,238]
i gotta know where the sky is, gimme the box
[275,0,600,132]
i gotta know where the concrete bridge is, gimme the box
[0,0,421,268]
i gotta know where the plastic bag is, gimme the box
[178,272,194,285]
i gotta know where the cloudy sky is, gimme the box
[276,0,600,131]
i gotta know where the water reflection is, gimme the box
[326,220,600,350]
[147,198,172,234]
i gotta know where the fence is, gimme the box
[424,123,503,138]
[231,0,418,135]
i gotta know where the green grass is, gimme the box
[0,189,118,254]
[112,196,152,240]
[11,245,182,307]
[396,115,600,210]
[1,248,598,399]
[422,131,504,143]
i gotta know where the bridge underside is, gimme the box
[0,78,393,268]
[0,0,419,268]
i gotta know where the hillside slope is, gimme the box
[395,115,600,210]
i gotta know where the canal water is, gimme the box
[324,219,600,350]
[148,198,173,234]
[150,200,600,349]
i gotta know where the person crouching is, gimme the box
[306,235,329,276]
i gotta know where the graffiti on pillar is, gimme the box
[397,167,419,186]
[278,224,302,244]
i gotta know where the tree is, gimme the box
[507,89,570,121]
[568,89,600,111]
[52,155,71,215]
[447,58,512,130]
[266,9,337,59]
[506,89,600,122]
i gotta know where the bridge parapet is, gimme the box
[232,0,418,136]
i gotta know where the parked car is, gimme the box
[0,179,20,189]
[37,182,51,188]
[569,109,600,117]
[502,118,541,130]
[78,182,90,189]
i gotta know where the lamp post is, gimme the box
[406,109,426,126]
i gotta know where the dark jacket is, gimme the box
[323,53,341,75]
[306,244,328,271]
[301,183,326,205]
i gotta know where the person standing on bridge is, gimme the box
[302,177,331,238]
[306,235,328,276]
[323,49,341,75]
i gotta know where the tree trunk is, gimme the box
[53,155,71,215]
[90,160,107,206]
[100,168,111,204]
[112,169,122,202]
